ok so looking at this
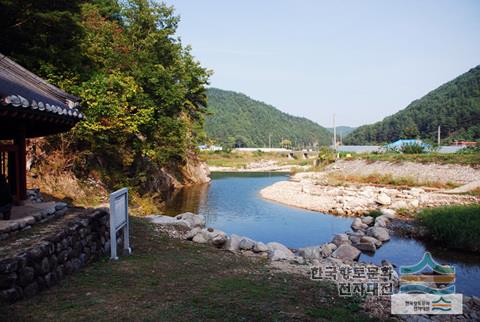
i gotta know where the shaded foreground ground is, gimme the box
[1,218,380,322]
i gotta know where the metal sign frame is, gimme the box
[109,187,131,260]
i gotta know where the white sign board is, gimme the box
[109,188,131,260]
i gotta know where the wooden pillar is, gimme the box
[14,127,27,201]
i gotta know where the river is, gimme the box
[163,172,480,296]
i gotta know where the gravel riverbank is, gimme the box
[260,172,478,217]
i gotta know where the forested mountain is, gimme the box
[326,126,356,136]
[205,88,331,148]
[345,66,480,144]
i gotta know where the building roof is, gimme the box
[0,54,84,138]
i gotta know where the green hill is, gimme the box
[326,126,356,136]
[345,65,480,144]
[205,88,331,148]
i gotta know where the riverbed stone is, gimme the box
[239,237,256,251]
[360,236,382,247]
[374,215,390,228]
[146,215,190,229]
[375,193,391,206]
[349,235,362,244]
[361,216,374,225]
[331,244,361,261]
[331,233,351,247]
[225,234,241,252]
[320,243,337,257]
[192,232,208,244]
[379,208,396,218]
[351,218,368,230]
[366,227,390,242]
[175,212,206,228]
[390,200,408,210]
[185,227,202,240]
[298,246,322,260]
[253,242,268,253]
[267,242,295,261]
[354,241,376,253]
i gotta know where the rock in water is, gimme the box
[331,244,361,261]
[374,215,390,228]
[331,233,351,247]
[355,241,376,252]
[361,216,374,225]
[375,193,391,206]
[351,218,368,230]
[366,227,390,242]
[360,236,382,247]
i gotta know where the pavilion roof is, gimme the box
[0,54,84,138]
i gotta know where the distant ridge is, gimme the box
[345,65,480,144]
[205,88,331,147]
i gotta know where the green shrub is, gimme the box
[400,143,426,154]
[417,205,480,252]
[366,210,383,218]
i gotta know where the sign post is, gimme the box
[109,188,131,260]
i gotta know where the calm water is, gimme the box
[164,172,480,296]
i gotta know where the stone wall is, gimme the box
[0,208,118,304]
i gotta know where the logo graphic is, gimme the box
[391,252,462,315]
[399,252,455,294]
[431,296,452,312]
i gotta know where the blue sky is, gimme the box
[166,0,480,127]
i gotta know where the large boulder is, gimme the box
[366,227,390,242]
[175,212,206,228]
[146,215,190,229]
[375,193,391,206]
[192,228,228,247]
[267,242,295,261]
[354,241,376,252]
[185,227,202,240]
[225,234,241,252]
[320,243,337,257]
[374,215,390,228]
[331,233,351,247]
[360,236,382,247]
[380,208,396,219]
[253,242,269,253]
[390,200,408,210]
[331,244,361,261]
[361,216,374,225]
[239,237,256,251]
[351,218,368,230]
[298,246,322,260]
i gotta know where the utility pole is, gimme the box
[268,133,272,149]
[333,113,337,151]
[437,125,441,146]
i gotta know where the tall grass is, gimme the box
[417,205,480,252]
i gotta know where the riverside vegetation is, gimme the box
[1,0,211,209]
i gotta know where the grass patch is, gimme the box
[326,172,457,189]
[2,217,376,321]
[417,204,480,252]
